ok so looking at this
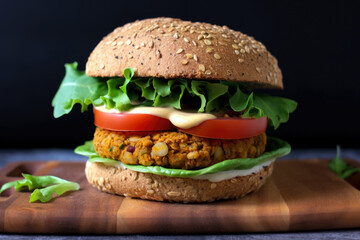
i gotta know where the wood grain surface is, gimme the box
[0,159,359,234]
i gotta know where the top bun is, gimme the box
[86,17,283,89]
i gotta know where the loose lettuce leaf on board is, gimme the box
[0,174,69,194]
[75,137,291,178]
[30,182,80,203]
[0,174,80,203]
[328,146,360,178]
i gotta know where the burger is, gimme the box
[52,17,297,203]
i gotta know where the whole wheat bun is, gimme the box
[86,17,283,89]
[85,161,274,203]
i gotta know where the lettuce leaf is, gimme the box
[0,173,80,203]
[329,145,360,178]
[75,137,290,178]
[52,62,108,118]
[30,182,80,203]
[52,63,297,129]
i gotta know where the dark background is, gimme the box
[0,0,359,149]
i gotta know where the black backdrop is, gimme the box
[0,0,359,149]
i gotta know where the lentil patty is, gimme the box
[93,128,266,170]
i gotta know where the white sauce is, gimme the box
[87,158,275,183]
[191,158,275,182]
[95,105,216,129]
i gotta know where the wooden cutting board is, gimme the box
[0,159,359,234]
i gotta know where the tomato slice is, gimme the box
[94,108,175,131]
[178,117,267,139]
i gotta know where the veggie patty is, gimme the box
[93,128,266,169]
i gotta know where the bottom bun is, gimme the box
[85,161,274,203]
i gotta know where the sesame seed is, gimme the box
[158,29,165,34]
[173,33,179,39]
[106,41,112,45]
[151,35,156,39]
[168,27,174,32]
[198,35,204,40]
[192,40,197,46]
[193,54,198,61]
[266,75,271,81]
[214,53,221,59]
[140,42,145,47]
[99,177,105,185]
[167,191,181,197]
[149,41,154,48]
[186,53,193,59]
[205,70,211,75]
[240,49,246,53]
[135,45,140,49]
[206,47,213,53]
[156,50,161,59]
[199,64,205,72]
[111,42,117,46]
[117,41,124,46]
[99,64,105,69]
[222,34,228,38]
[256,67,261,73]
[181,59,188,65]
[238,58,244,63]
[235,50,240,55]
[184,37,189,43]
[176,48,184,54]
[125,40,131,45]
[245,46,250,53]
[204,39,212,45]
[232,44,239,49]
[210,183,217,189]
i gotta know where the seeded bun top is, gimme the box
[86,17,283,89]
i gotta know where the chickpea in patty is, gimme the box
[93,128,266,170]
